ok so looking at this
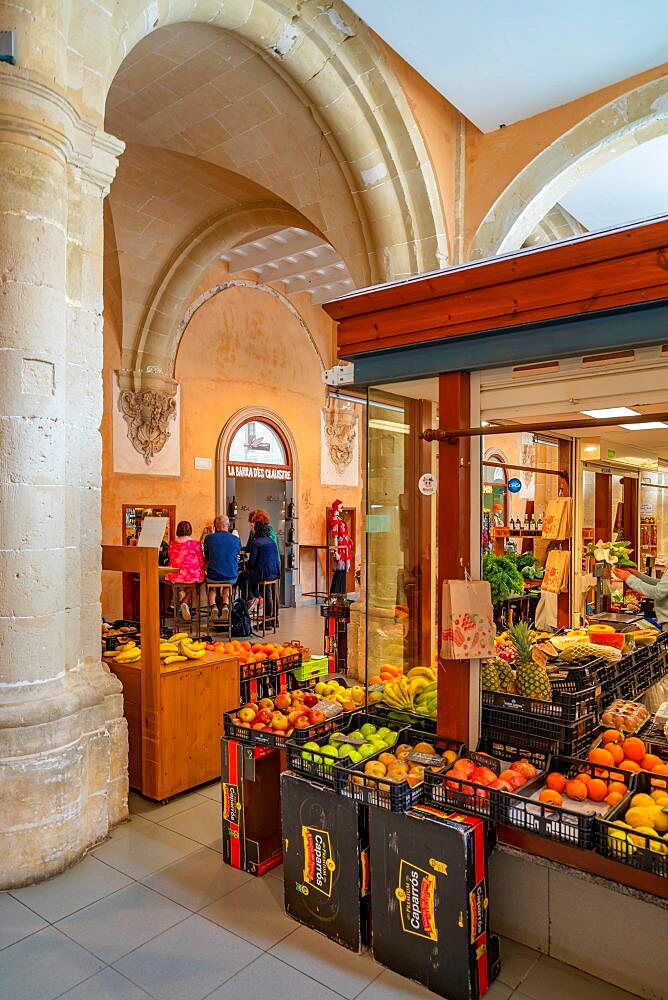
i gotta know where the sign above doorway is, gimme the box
[226,463,292,481]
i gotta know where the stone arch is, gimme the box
[129,201,325,377]
[215,405,300,522]
[470,75,668,259]
[101,0,447,282]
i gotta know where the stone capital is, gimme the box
[0,73,124,195]
[115,370,179,465]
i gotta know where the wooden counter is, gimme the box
[103,545,240,801]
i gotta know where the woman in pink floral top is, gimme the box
[165,520,205,621]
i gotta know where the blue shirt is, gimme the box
[204,531,241,582]
[248,535,280,581]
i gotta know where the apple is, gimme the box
[271,713,289,731]
[252,722,266,730]
[349,750,362,764]
[337,743,356,758]
[454,758,476,779]
[510,760,538,780]
[294,716,311,729]
[499,769,526,790]
[256,708,273,725]
[302,693,319,708]
[471,766,497,786]
[308,708,326,725]
[360,723,377,738]
[259,698,274,712]
[274,692,291,712]
[490,778,512,791]
[237,721,251,729]
[288,708,307,725]
[359,743,376,758]
[321,745,338,759]
[238,706,257,723]
[475,787,491,800]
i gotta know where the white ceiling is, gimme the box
[347,0,668,132]
[560,134,668,232]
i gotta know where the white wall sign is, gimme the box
[419,473,437,496]
[194,457,212,470]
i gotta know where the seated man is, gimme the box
[204,515,241,621]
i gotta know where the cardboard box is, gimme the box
[369,803,500,1000]
[220,738,283,876]
[280,772,370,952]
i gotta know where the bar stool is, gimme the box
[257,580,279,636]
[170,581,201,636]
[206,582,233,641]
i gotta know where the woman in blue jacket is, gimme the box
[247,520,280,617]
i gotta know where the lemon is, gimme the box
[625,806,655,830]
[652,807,668,834]
[628,827,655,849]
[651,791,668,806]
[630,793,655,809]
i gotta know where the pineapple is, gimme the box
[481,659,500,692]
[509,622,552,702]
[496,658,517,694]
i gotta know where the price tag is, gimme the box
[317,701,343,719]
[405,751,447,767]
[330,733,367,745]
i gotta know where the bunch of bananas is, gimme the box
[382,665,437,713]
[414,681,437,719]
[160,633,206,664]
[105,641,140,664]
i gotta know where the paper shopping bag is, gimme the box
[440,579,496,660]
[541,550,570,593]
[541,497,572,540]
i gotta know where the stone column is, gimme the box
[0,73,127,888]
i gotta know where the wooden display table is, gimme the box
[102,545,240,801]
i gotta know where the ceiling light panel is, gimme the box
[581,407,640,418]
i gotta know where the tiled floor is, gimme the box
[1,780,643,1000]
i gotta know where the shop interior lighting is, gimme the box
[368,419,410,434]
[580,407,640,418]
[619,421,668,430]
[583,445,598,453]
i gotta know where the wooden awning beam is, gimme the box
[421,410,668,442]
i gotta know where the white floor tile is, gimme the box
[200,874,295,949]
[107,814,153,841]
[129,790,208,823]
[519,955,642,1000]
[158,799,222,851]
[0,926,104,1000]
[55,966,153,999]
[55,883,190,963]
[495,935,541,990]
[142,847,251,911]
[0,893,47,950]
[198,781,222,802]
[271,924,383,999]
[92,823,199,879]
[207,953,343,1000]
[113,913,261,1000]
[11,856,132,923]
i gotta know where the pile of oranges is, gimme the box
[539,770,628,809]
[369,663,404,685]
[590,732,668,778]
[205,639,299,666]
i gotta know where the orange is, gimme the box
[587,778,608,802]
[608,781,628,797]
[606,791,624,806]
[575,772,591,787]
[619,760,641,773]
[606,743,624,766]
[539,789,563,807]
[588,747,615,768]
[241,641,251,651]
[652,764,668,778]
[639,754,662,773]
[621,737,646,762]
[601,729,623,744]
[546,772,567,794]
[565,779,587,801]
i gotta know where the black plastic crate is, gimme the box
[595,771,668,878]
[423,751,509,822]
[336,727,463,813]
[223,706,349,749]
[502,754,636,850]
[641,716,668,758]
[239,669,301,705]
[287,712,409,788]
[482,706,596,749]
[366,702,437,733]
[480,727,569,772]
[548,659,606,693]
[481,685,598,723]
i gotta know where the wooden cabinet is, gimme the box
[102,545,240,801]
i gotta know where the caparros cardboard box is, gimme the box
[220,738,283,876]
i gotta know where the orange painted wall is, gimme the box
[101,274,362,617]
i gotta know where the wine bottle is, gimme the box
[523,514,530,531]
[287,524,296,545]
[287,499,296,519]
[530,514,537,532]
[229,495,238,518]
[537,512,543,533]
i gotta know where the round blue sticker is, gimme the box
[507,477,522,493]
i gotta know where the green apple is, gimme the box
[303,742,320,751]
[359,742,376,758]
[384,733,398,746]
[321,745,338,759]
[337,743,355,758]
[360,723,377,738]
[377,727,391,738]
[302,751,312,762]
[348,750,362,764]
[313,754,323,764]
[348,730,363,740]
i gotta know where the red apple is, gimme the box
[294,716,311,729]
[302,693,319,708]
[308,708,326,725]
[288,708,307,725]
[454,758,476,778]
[259,698,274,712]
[511,760,538,780]
[256,708,273,725]
[475,787,491,800]
[274,693,291,712]
[252,722,266,730]
[471,766,497,786]
[490,778,512,791]
[237,721,251,729]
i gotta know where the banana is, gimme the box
[114,649,141,663]
[159,643,180,654]
[170,632,190,642]
[408,677,431,699]
[164,654,187,664]
[180,641,205,660]
[406,666,436,681]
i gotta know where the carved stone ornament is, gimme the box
[323,397,358,475]
[118,387,177,465]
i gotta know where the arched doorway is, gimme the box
[217,409,299,608]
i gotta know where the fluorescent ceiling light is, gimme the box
[620,421,668,430]
[583,445,598,453]
[368,419,410,434]
[580,407,640,418]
